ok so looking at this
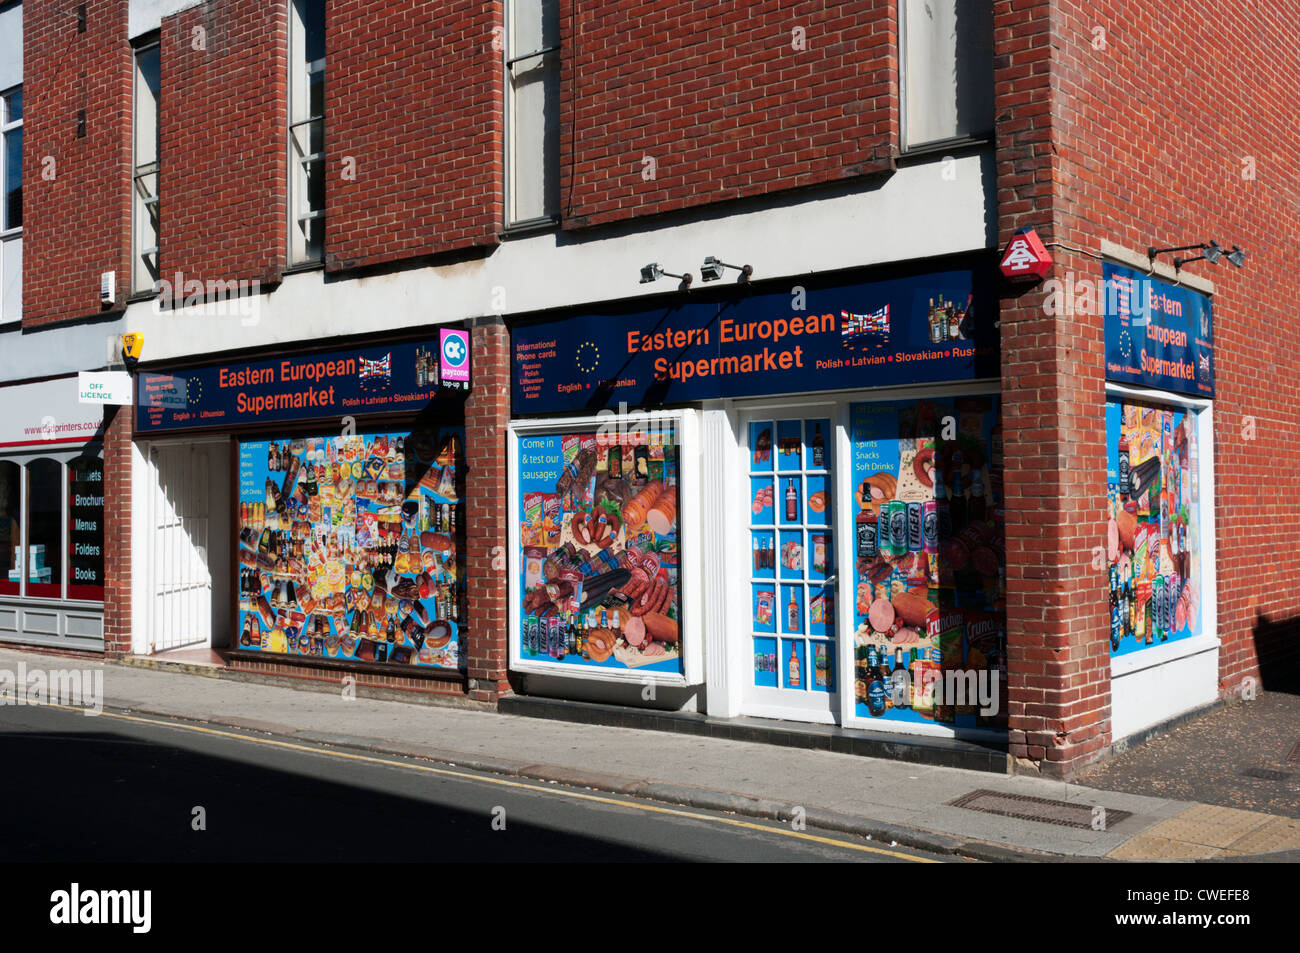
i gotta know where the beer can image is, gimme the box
[922,501,939,554]
[889,501,908,556]
[907,501,923,552]
[1151,577,1164,640]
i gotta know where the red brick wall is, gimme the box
[103,405,133,656]
[21,0,132,328]
[560,0,897,229]
[1053,3,1300,691]
[158,1,288,289]
[324,0,501,273]
[992,0,1109,776]
[463,319,511,699]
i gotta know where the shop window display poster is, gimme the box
[517,430,683,675]
[1104,400,1201,656]
[849,396,1007,729]
[237,428,465,669]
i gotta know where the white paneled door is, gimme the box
[146,442,214,653]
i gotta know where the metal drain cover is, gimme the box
[1241,766,1292,781]
[948,789,1133,829]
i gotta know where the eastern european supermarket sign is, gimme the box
[512,260,999,414]
[136,338,455,432]
[1103,263,1213,398]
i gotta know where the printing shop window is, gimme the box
[132,43,161,294]
[0,460,17,596]
[67,455,105,601]
[505,0,560,227]
[25,458,63,598]
[289,0,326,264]
[901,0,994,150]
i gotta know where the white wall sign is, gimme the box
[78,371,135,406]
[0,377,105,448]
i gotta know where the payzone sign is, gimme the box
[1103,263,1213,398]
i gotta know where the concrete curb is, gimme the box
[109,700,1050,861]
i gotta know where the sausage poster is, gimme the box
[849,396,1007,728]
[1104,399,1201,656]
[236,428,465,669]
[516,428,684,675]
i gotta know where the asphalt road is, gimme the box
[0,703,950,863]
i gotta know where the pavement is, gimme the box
[2,646,1298,861]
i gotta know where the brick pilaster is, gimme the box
[463,318,511,700]
[102,404,133,656]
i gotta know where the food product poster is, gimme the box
[517,429,683,675]
[1104,399,1201,656]
[237,428,465,670]
[849,397,1007,728]
[747,416,835,695]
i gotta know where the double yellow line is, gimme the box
[21,699,939,862]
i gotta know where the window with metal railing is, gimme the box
[133,43,161,294]
[289,0,325,264]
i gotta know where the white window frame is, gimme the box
[899,0,995,154]
[503,0,560,229]
[132,42,161,296]
[288,0,325,265]
[1,84,21,322]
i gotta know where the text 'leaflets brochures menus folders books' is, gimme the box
[236,428,466,669]
[67,456,105,599]
[848,397,1007,728]
[136,338,463,433]
[1104,399,1201,656]
[748,416,837,693]
[512,260,998,414]
[1103,262,1213,398]
[517,429,684,675]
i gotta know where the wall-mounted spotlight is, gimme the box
[639,263,693,288]
[700,256,754,282]
[1147,239,1247,271]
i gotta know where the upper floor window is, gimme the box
[1,86,20,232]
[901,0,994,150]
[505,0,560,227]
[132,43,161,294]
[289,0,325,264]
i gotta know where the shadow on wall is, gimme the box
[1251,612,1300,693]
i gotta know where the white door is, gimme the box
[146,442,214,652]
[738,405,841,722]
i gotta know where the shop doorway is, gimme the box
[738,405,841,723]
[140,439,231,654]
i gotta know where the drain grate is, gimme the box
[1287,742,1300,764]
[947,789,1132,830]
[1241,766,1292,781]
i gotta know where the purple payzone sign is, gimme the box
[440,328,470,384]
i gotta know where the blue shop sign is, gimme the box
[512,260,999,414]
[136,338,460,433]
[1103,263,1213,398]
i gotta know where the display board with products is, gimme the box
[748,416,836,693]
[849,396,1007,728]
[236,428,465,669]
[1104,399,1201,655]
[516,429,683,675]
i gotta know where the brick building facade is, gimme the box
[0,0,1293,778]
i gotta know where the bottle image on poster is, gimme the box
[236,428,466,669]
[849,396,1007,729]
[517,429,684,674]
[1103,399,1200,656]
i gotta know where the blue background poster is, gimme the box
[1104,398,1202,656]
[1103,263,1213,397]
[848,396,1007,729]
[517,428,684,675]
[237,426,465,669]
[512,258,998,414]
